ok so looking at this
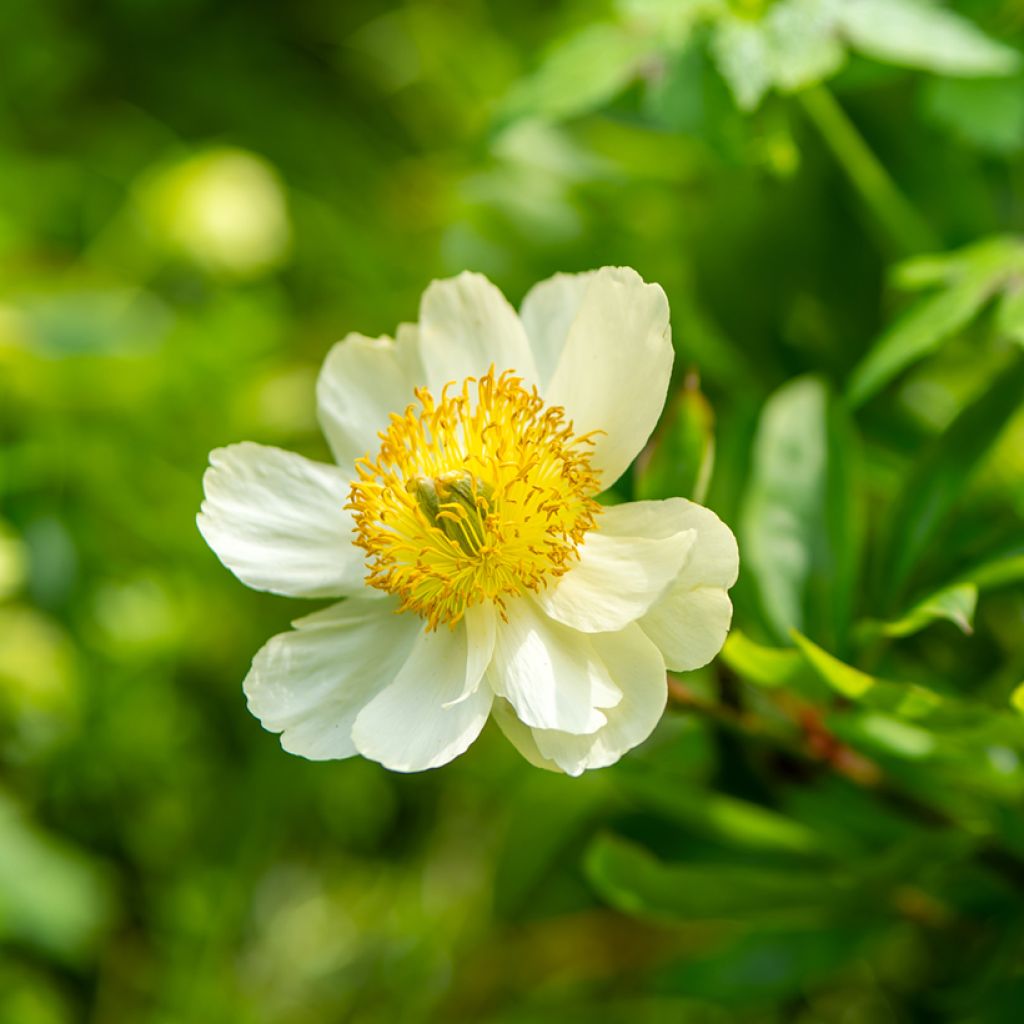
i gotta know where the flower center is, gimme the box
[348,368,602,628]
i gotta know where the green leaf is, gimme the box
[791,630,945,718]
[957,549,1024,591]
[0,791,114,962]
[720,629,806,688]
[847,712,937,760]
[764,0,846,92]
[711,16,773,112]
[500,23,653,124]
[618,770,824,856]
[617,0,723,48]
[585,833,841,922]
[659,926,871,1004]
[634,373,715,502]
[996,280,1024,346]
[815,394,864,650]
[708,0,845,112]
[846,268,999,407]
[924,75,1024,155]
[878,354,1024,596]
[863,582,978,639]
[836,0,1020,78]
[741,377,859,642]
[1011,683,1024,714]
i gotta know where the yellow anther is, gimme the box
[348,368,601,628]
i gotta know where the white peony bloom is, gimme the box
[197,268,738,775]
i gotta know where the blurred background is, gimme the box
[3,1,1024,1021]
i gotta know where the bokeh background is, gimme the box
[3,1,1024,1021]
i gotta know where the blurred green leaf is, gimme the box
[741,376,859,645]
[957,549,1024,591]
[710,0,844,111]
[658,925,869,1005]
[846,237,1018,406]
[14,288,172,356]
[711,16,773,112]
[923,75,1024,155]
[848,711,937,760]
[635,373,715,502]
[996,280,1024,346]
[835,0,1020,77]
[791,630,945,718]
[720,629,805,688]
[0,792,114,962]
[741,377,827,639]
[1012,683,1024,715]
[878,353,1024,595]
[617,0,722,48]
[500,23,652,124]
[862,581,978,639]
[764,0,846,93]
[816,394,864,651]
[617,769,824,856]
[586,833,842,922]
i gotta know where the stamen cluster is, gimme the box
[348,369,601,628]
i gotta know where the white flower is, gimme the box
[197,268,738,775]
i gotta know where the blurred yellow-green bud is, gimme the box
[137,148,292,279]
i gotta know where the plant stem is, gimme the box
[798,84,939,257]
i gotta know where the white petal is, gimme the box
[489,598,621,735]
[491,697,561,773]
[443,602,497,708]
[244,598,418,760]
[197,442,365,598]
[596,498,739,588]
[317,329,423,468]
[544,267,673,488]
[536,502,697,632]
[531,624,668,775]
[352,621,493,772]
[519,270,598,388]
[638,499,739,671]
[640,587,734,673]
[418,271,538,392]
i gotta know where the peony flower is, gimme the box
[197,268,738,775]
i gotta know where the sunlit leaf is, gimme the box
[836,0,1020,77]
[1012,683,1024,715]
[720,629,805,688]
[863,582,978,639]
[711,16,773,112]
[996,281,1024,346]
[617,0,723,47]
[741,377,860,643]
[500,23,653,123]
[848,712,937,760]
[791,630,945,718]
[957,549,1024,591]
[765,0,845,92]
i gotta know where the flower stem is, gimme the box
[798,84,938,257]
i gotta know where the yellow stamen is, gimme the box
[347,368,602,629]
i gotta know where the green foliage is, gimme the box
[2,1,1024,1022]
